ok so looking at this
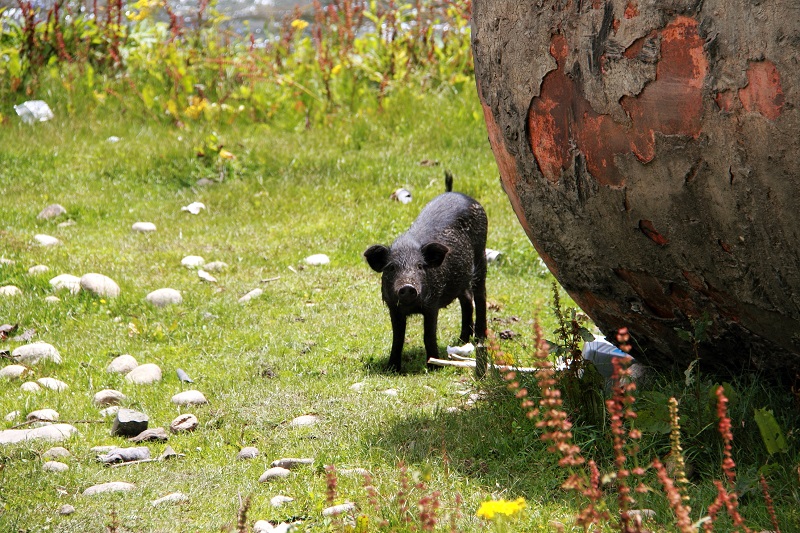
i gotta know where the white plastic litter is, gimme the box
[304,254,330,266]
[390,188,412,204]
[446,343,475,357]
[181,202,206,215]
[14,100,54,123]
[485,249,502,262]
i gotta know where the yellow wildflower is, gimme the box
[291,19,309,31]
[218,149,235,160]
[331,64,342,76]
[184,97,209,120]
[476,497,527,520]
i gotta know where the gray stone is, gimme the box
[171,390,207,405]
[106,354,138,375]
[322,502,356,517]
[111,408,149,437]
[42,446,71,460]
[0,285,22,296]
[20,381,41,393]
[28,265,50,275]
[83,481,135,496]
[152,492,188,506]
[27,409,59,422]
[258,467,292,482]
[131,222,156,233]
[238,288,263,304]
[80,273,121,298]
[59,504,75,516]
[0,424,78,445]
[203,261,228,272]
[34,234,61,246]
[0,365,28,379]
[145,288,182,307]
[99,406,120,418]
[128,427,168,442]
[170,414,199,433]
[97,446,150,464]
[181,255,205,268]
[37,377,68,391]
[288,415,319,427]
[197,269,216,282]
[42,461,69,472]
[125,363,162,384]
[237,447,259,460]
[50,274,81,294]
[12,342,61,365]
[4,410,20,421]
[37,204,66,220]
[90,446,117,453]
[271,458,314,470]
[176,368,193,383]
[94,389,126,406]
[270,495,294,507]
[44,296,61,303]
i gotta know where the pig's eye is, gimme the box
[416,262,424,270]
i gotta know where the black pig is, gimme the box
[364,192,487,372]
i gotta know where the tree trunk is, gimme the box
[472,1,799,381]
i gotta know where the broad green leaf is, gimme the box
[754,408,788,455]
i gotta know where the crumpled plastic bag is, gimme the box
[14,100,54,124]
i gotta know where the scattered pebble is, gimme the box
[0,258,15,266]
[12,342,62,365]
[57,219,75,228]
[44,296,61,303]
[129,427,168,442]
[42,461,69,472]
[125,363,162,385]
[82,482,136,496]
[197,269,217,282]
[237,447,259,460]
[176,368,193,383]
[5,411,20,421]
[0,285,22,296]
[37,378,68,391]
[0,365,28,380]
[107,136,121,143]
[27,409,59,422]
[152,492,188,506]
[94,389,126,406]
[42,447,71,460]
[170,414,199,433]
[80,273,120,298]
[50,274,81,294]
[59,504,75,516]
[349,382,365,392]
[271,458,314,470]
[90,446,117,453]
[259,467,292,482]
[28,265,50,275]
[171,390,208,406]
[37,204,66,220]
[203,261,228,272]
[628,509,656,520]
[99,406,120,418]
[181,255,205,268]
[132,222,156,233]
[111,409,149,437]
[382,388,399,397]
[20,382,41,393]
[289,415,319,427]
[304,254,330,266]
[145,288,182,307]
[322,502,356,517]
[34,234,61,246]
[98,447,150,464]
[107,354,138,374]
[181,202,206,214]
[238,288,263,304]
[270,495,294,507]
[0,424,78,445]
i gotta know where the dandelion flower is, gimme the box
[291,19,309,31]
[476,497,526,520]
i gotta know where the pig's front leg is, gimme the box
[422,310,440,364]
[388,308,407,372]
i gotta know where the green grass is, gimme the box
[1,88,798,532]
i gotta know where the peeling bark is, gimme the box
[473,0,800,380]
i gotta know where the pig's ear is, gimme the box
[364,245,391,272]
[421,242,449,267]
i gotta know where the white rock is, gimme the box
[57,219,75,228]
[107,136,121,143]
[152,492,189,506]
[237,447,259,460]
[181,255,205,268]
[37,204,66,220]
[80,273,121,298]
[382,388,399,397]
[107,354,138,374]
[94,389,126,406]
[271,458,314,469]
[132,222,156,233]
[28,265,50,275]
[145,288,182,307]
[0,285,22,296]
[171,390,208,405]
[42,461,69,472]
[258,467,292,482]
[203,261,228,272]
[5,411,20,421]
[59,505,75,516]
[0,365,28,379]
[238,288,263,304]
[34,234,61,246]
[322,502,356,517]
[21,381,41,393]
[50,274,81,294]
[37,377,68,391]
[349,382,366,392]
[27,409,59,422]
[289,414,319,427]
[42,446,71,459]
[82,481,135,496]
[270,495,294,507]
[197,269,217,282]
[125,363,162,385]
[181,202,206,215]
[170,413,199,433]
[12,342,61,365]
[99,406,120,418]
[44,296,61,303]
[90,445,117,453]
[0,258,15,265]
[0,424,78,445]
[304,254,330,266]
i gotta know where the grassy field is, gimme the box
[1,88,798,532]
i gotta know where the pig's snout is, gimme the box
[397,284,419,304]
